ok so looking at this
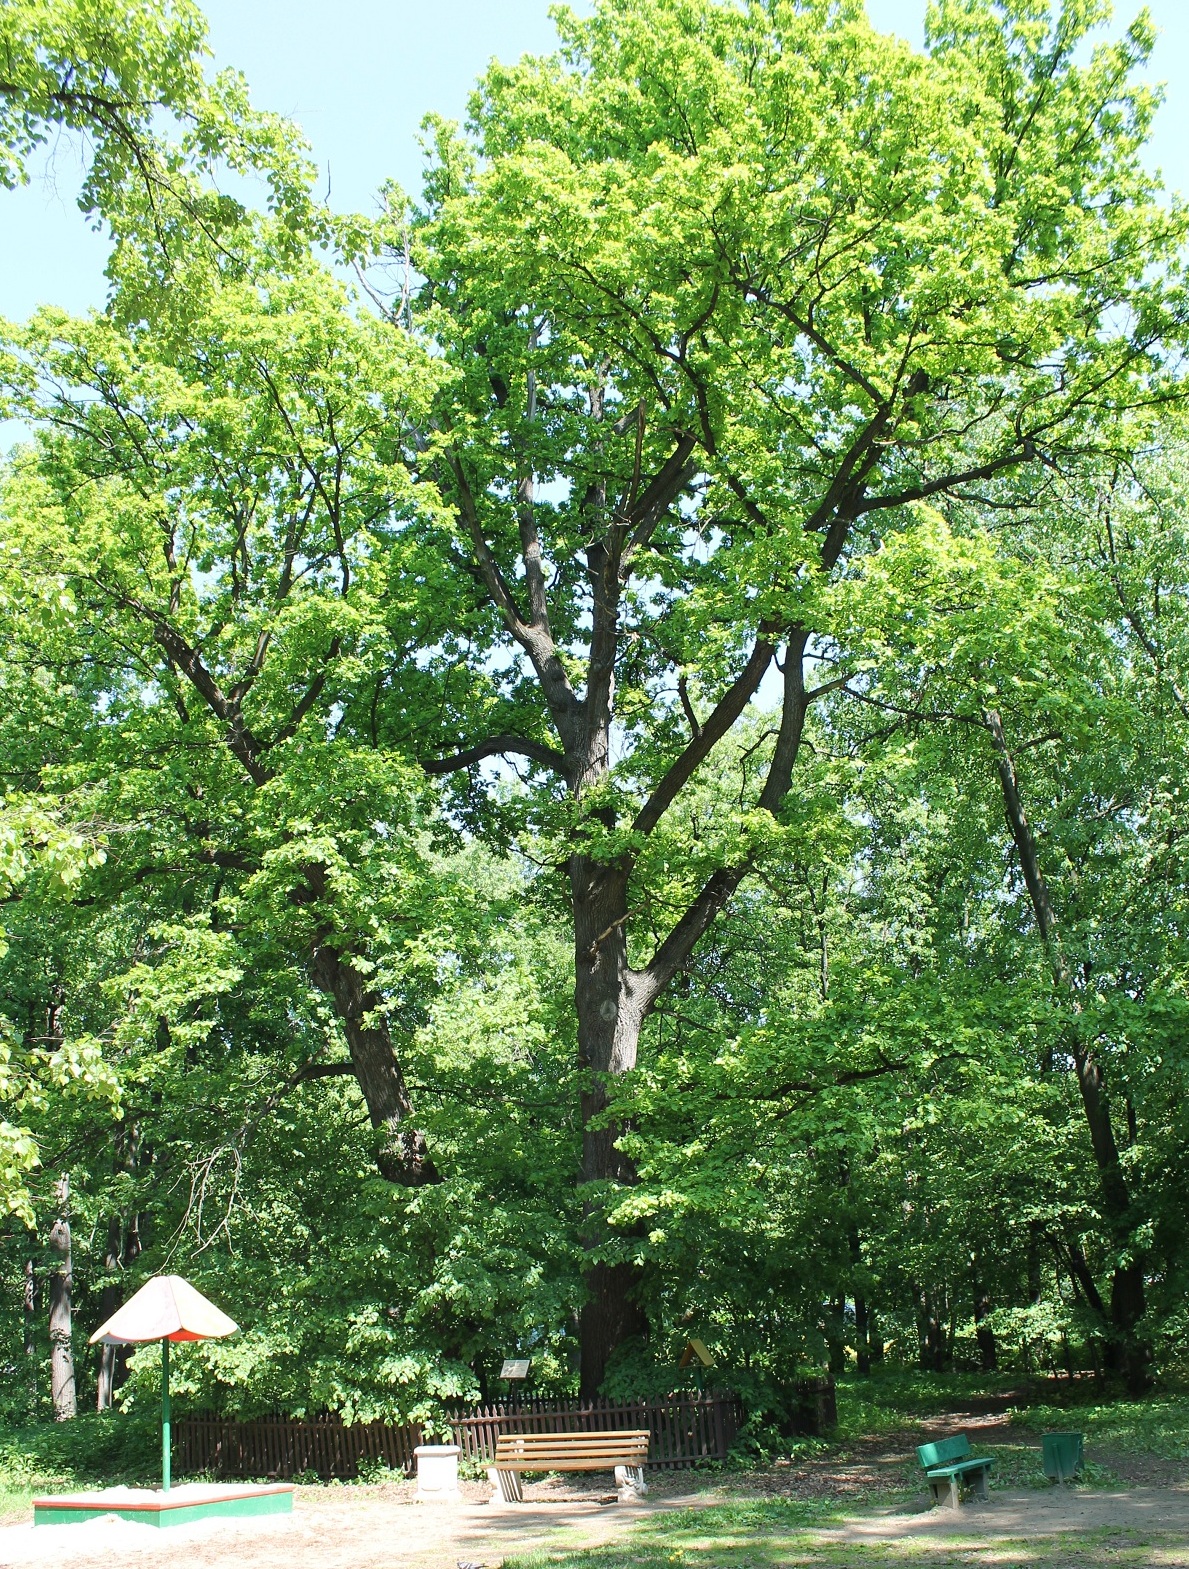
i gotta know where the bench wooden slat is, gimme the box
[496,1445,648,1456]
[495,1449,648,1458]
[496,1439,649,1449]
[495,1441,649,1451]
[494,1451,648,1464]
[493,1430,649,1473]
[494,1443,648,1453]
[497,1435,649,1443]
[493,1460,637,1471]
[497,1431,649,1441]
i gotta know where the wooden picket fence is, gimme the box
[174,1393,744,1481]
[173,1411,423,1481]
[447,1394,745,1472]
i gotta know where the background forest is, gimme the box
[1,0,1188,1441]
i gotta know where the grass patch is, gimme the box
[1012,1395,1189,1461]
[508,1499,837,1569]
[835,1371,1024,1441]
[507,1514,1179,1569]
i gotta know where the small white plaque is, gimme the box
[500,1358,531,1379]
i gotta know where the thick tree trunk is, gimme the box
[567,641,811,1393]
[578,1262,649,1399]
[973,1284,997,1371]
[573,857,650,1397]
[307,927,439,1188]
[867,1308,884,1366]
[848,1225,870,1373]
[96,1216,121,1411]
[96,1214,141,1409]
[48,1178,76,1421]
[1109,1260,1149,1393]
[289,860,436,1185]
[97,1125,144,1410]
[1027,1220,1044,1305]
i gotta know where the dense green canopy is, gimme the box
[0,0,1187,1422]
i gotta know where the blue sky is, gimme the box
[3,0,1187,322]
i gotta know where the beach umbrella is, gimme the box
[90,1275,237,1491]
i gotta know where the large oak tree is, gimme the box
[378,0,1187,1390]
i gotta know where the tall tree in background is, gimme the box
[378,0,1188,1391]
[47,1174,75,1419]
[2,252,454,1183]
[822,469,1189,1389]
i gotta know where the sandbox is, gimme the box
[32,1481,294,1528]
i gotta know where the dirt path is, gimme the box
[0,1488,701,1569]
[5,1479,1189,1569]
[723,1401,1189,1503]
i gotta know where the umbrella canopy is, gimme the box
[89,1274,237,1346]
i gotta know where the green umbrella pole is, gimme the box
[161,1337,171,1492]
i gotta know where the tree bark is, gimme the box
[568,641,810,1393]
[850,1225,870,1375]
[986,711,1148,1390]
[23,1253,37,1406]
[97,1123,144,1410]
[307,936,439,1186]
[854,1294,871,1376]
[1027,1220,1044,1305]
[825,1296,847,1376]
[96,1215,121,1412]
[48,1177,76,1421]
[867,1308,884,1367]
[96,1214,141,1409]
[572,857,652,1397]
[973,1286,997,1371]
[297,862,439,1187]
[915,1286,945,1372]
[578,1261,649,1400]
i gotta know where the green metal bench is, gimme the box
[916,1434,993,1509]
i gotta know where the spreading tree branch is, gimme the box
[422,735,572,780]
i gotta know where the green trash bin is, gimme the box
[1041,1431,1084,1483]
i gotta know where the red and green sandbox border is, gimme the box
[33,1483,294,1528]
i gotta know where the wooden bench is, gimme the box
[916,1434,993,1509]
[490,1430,650,1504]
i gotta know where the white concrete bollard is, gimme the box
[415,1444,461,1501]
[615,1464,649,1503]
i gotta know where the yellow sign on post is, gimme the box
[679,1338,714,1370]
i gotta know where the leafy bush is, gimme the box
[0,1410,161,1513]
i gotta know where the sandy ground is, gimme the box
[3,1480,1189,1569]
[0,1486,665,1569]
